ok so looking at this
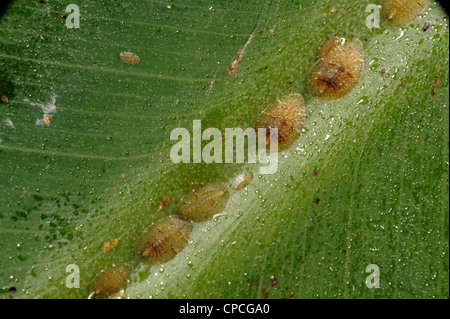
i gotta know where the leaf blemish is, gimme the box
[228,15,261,75]
[24,93,57,127]
[432,74,439,98]
[4,118,15,129]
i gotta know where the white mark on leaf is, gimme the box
[4,118,15,129]
[24,93,58,127]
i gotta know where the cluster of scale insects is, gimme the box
[87,0,432,298]
[88,181,240,298]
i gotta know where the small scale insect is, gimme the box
[254,93,306,152]
[422,21,431,31]
[134,216,192,265]
[380,0,431,27]
[88,264,129,299]
[174,182,230,222]
[119,51,140,65]
[380,67,388,77]
[307,36,364,102]
[232,172,253,190]
[103,238,119,252]
[156,197,171,213]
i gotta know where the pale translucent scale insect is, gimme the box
[254,93,306,152]
[134,216,192,265]
[175,183,230,222]
[119,51,140,65]
[102,238,119,252]
[232,172,253,190]
[307,36,364,102]
[381,0,431,27]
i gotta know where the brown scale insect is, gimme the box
[88,264,129,299]
[254,93,306,152]
[307,36,364,103]
[119,51,140,65]
[174,182,230,222]
[380,0,431,27]
[134,216,192,265]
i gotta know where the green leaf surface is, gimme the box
[0,0,448,299]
